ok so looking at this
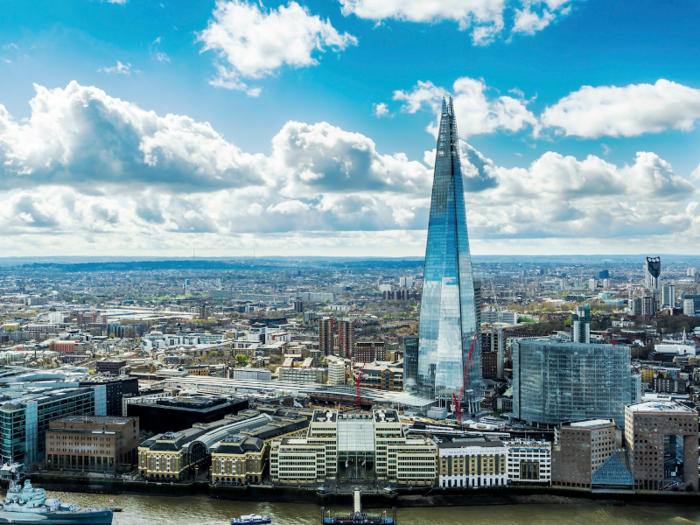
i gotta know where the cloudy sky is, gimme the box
[0,0,699,257]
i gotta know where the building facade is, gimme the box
[506,440,551,485]
[45,416,139,472]
[437,438,507,488]
[571,304,591,344]
[417,98,480,412]
[624,401,698,490]
[354,341,386,363]
[513,339,634,428]
[551,419,615,488]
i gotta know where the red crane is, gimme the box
[452,333,478,426]
[329,316,364,408]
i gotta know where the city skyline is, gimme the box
[0,0,699,257]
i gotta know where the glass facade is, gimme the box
[513,339,633,428]
[417,98,480,409]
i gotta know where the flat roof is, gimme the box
[569,419,614,428]
[627,401,695,413]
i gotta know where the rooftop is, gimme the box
[627,401,696,413]
[569,419,615,428]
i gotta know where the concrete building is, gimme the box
[624,401,698,490]
[79,376,138,416]
[572,304,591,344]
[45,416,139,472]
[337,318,355,357]
[326,356,346,386]
[437,437,507,488]
[662,284,676,308]
[354,341,386,363]
[358,360,404,392]
[551,419,616,488]
[506,440,552,485]
[269,409,437,486]
[96,360,127,375]
[233,368,271,382]
[278,367,324,384]
[683,299,696,316]
[319,317,334,356]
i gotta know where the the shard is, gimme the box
[416,98,481,413]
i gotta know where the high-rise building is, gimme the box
[513,338,634,429]
[403,336,419,392]
[417,98,480,413]
[644,256,661,290]
[551,419,616,488]
[571,304,591,343]
[337,318,355,357]
[318,317,334,356]
[293,300,304,313]
[588,279,597,291]
[399,276,414,288]
[661,284,676,308]
[683,299,696,316]
[598,269,610,279]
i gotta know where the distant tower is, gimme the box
[571,304,591,343]
[644,257,661,290]
[416,98,480,413]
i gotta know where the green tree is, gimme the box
[235,354,249,366]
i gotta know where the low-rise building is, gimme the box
[45,416,139,472]
[278,367,324,384]
[326,356,346,386]
[437,437,507,488]
[506,439,551,485]
[233,368,272,382]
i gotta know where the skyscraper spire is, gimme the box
[415,97,481,413]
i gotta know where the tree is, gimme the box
[235,354,249,367]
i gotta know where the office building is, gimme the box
[599,270,610,279]
[645,256,661,290]
[293,300,304,313]
[588,279,597,291]
[319,317,334,356]
[269,409,437,486]
[513,339,635,428]
[326,356,346,386]
[662,284,676,308]
[417,98,480,412]
[233,368,271,382]
[683,299,696,316]
[437,437,506,488]
[624,401,698,490]
[551,419,615,488]
[79,376,138,416]
[127,395,249,434]
[403,336,418,392]
[505,440,551,485]
[45,416,139,472]
[278,367,324,384]
[211,414,309,484]
[354,341,386,363]
[399,276,414,288]
[571,304,591,344]
[0,387,106,464]
[358,360,404,391]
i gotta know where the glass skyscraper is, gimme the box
[416,98,480,412]
[513,338,636,429]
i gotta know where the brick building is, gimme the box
[355,341,386,363]
[552,419,616,488]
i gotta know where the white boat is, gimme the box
[231,514,272,525]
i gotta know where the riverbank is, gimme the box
[26,474,700,508]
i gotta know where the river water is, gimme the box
[27,491,700,525]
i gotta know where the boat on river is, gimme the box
[0,465,113,524]
[231,514,272,524]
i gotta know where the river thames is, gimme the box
[31,491,700,525]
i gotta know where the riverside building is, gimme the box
[416,98,481,413]
[551,419,616,488]
[269,409,437,486]
[437,437,507,488]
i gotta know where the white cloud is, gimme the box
[394,77,537,137]
[511,5,555,35]
[540,79,700,138]
[339,0,573,45]
[105,0,127,4]
[691,164,700,183]
[98,61,133,75]
[198,0,356,92]
[156,52,170,63]
[373,102,390,118]
[0,81,698,256]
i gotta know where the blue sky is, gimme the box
[0,0,699,257]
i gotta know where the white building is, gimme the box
[437,438,507,488]
[326,356,346,386]
[662,284,676,308]
[588,279,597,290]
[683,299,696,316]
[399,276,414,288]
[506,440,551,485]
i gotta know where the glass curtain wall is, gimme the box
[417,97,480,411]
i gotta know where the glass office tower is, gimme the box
[417,98,480,412]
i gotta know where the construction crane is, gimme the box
[452,333,478,426]
[329,316,365,408]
